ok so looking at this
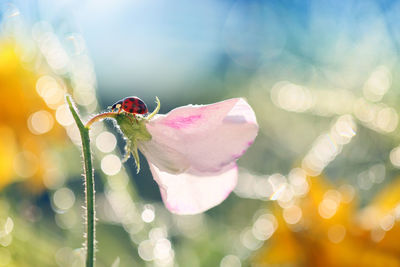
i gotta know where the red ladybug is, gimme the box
[110,96,148,115]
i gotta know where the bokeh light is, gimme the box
[96,131,117,153]
[101,154,121,175]
[3,1,400,266]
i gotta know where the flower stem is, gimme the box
[66,95,95,267]
[85,112,117,129]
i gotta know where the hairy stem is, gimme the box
[66,95,95,267]
[85,112,117,129]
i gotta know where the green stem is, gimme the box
[66,95,95,267]
[85,111,117,129]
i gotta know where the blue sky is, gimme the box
[4,0,400,101]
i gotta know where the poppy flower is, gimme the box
[98,98,258,214]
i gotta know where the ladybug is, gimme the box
[110,96,148,115]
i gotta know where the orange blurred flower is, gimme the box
[0,42,65,192]
[253,176,400,267]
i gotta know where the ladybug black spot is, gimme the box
[129,108,134,113]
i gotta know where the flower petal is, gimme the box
[149,162,238,214]
[139,98,258,174]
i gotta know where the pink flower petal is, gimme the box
[139,98,258,174]
[149,162,238,215]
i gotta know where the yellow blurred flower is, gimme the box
[253,176,400,267]
[0,41,65,192]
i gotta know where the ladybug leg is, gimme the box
[127,115,135,124]
[116,104,122,114]
[125,114,139,125]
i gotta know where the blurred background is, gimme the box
[1,0,400,266]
